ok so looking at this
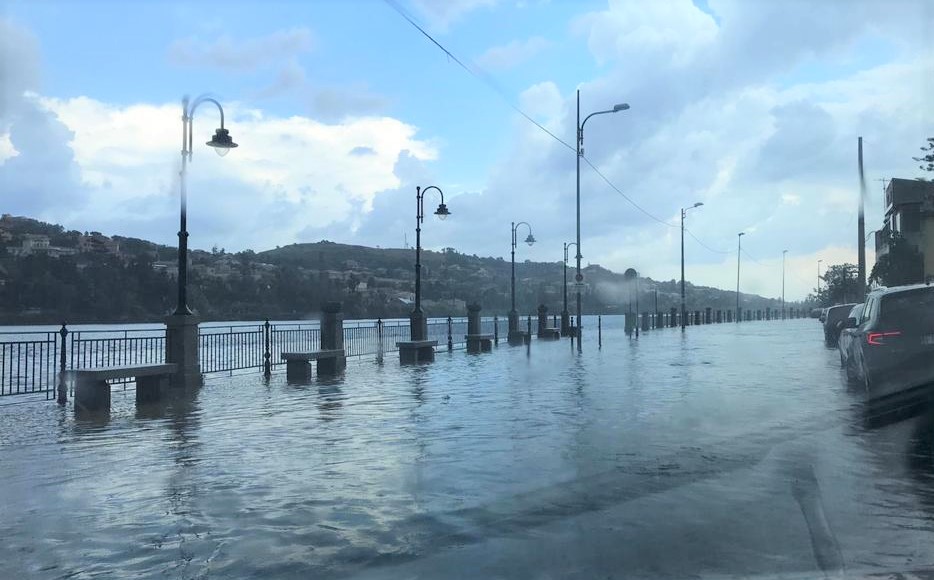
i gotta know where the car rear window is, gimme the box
[879,288,934,330]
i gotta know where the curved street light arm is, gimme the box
[512,221,533,248]
[564,241,578,263]
[184,95,227,161]
[579,108,616,141]
[416,185,446,223]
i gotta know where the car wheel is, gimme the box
[861,364,872,394]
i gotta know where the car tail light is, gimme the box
[867,331,901,346]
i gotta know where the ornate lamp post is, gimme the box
[410,186,450,341]
[782,249,788,319]
[680,202,703,331]
[576,90,629,352]
[736,232,745,322]
[561,242,577,336]
[509,221,535,341]
[168,94,237,387]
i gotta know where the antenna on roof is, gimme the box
[404,232,409,250]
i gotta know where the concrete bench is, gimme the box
[281,349,346,381]
[396,340,438,364]
[507,330,531,346]
[63,363,177,412]
[538,328,560,340]
[465,333,493,353]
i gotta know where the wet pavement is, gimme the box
[1,317,933,579]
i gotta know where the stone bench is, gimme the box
[281,349,346,381]
[537,328,560,340]
[465,333,493,353]
[507,330,531,346]
[63,363,177,412]
[396,340,438,364]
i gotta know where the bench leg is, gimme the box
[416,345,435,362]
[75,378,110,413]
[137,375,168,405]
[317,356,346,376]
[286,359,312,383]
[481,339,492,352]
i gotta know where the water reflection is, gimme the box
[316,379,344,422]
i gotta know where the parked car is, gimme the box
[837,303,863,369]
[823,303,857,347]
[819,307,829,324]
[840,283,934,400]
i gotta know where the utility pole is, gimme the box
[857,137,867,300]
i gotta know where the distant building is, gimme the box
[874,178,934,278]
[152,260,179,278]
[78,232,121,256]
[5,234,76,257]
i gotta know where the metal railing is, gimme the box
[0,316,506,397]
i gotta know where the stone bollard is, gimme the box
[669,307,678,328]
[494,315,499,344]
[319,301,347,374]
[641,311,649,332]
[756,309,762,321]
[694,310,701,326]
[746,309,752,321]
[766,307,771,320]
[727,309,733,323]
[705,307,712,324]
[466,303,492,353]
[538,304,548,336]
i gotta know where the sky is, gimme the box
[1,0,932,301]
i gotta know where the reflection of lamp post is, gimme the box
[509,221,535,339]
[411,186,450,341]
[782,249,788,319]
[561,242,577,336]
[680,202,703,331]
[168,94,237,388]
[576,90,629,351]
[736,232,745,322]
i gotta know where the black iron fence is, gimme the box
[0,316,506,398]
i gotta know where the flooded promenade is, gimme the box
[2,317,933,578]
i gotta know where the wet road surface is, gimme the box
[1,317,933,578]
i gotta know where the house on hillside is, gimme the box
[78,232,121,257]
[6,234,77,258]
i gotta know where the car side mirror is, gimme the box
[845,318,858,328]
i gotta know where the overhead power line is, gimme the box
[384,0,744,264]
[382,0,574,152]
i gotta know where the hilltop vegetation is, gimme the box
[0,215,791,324]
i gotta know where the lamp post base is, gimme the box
[409,310,428,342]
[165,314,202,389]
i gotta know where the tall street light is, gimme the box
[576,90,629,352]
[736,232,745,322]
[680,202,703,331]
[561,242,577,337]
[168,94,237,388]
[782,249,788,319]
[176,95,238,316]
[817,259,823,297]
[411,186,450,341]
[509,221,536,341]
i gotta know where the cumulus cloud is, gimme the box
[408,0,498,30]
[475,36,550,71]
[167,27,313,71]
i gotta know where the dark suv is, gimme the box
[840,284,934,400]
[823,303,858,347]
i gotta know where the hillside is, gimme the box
[0,214,793,324]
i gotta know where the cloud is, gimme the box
[475,36,550,71]
[167,27,313,71]
[407,0,498,30]
[310,86,390,122]
[5,93,437,251]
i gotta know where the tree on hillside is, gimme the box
[869,233,924,288]
[915,137,934,175]
[815,263,860,306]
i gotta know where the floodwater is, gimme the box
[2,317,933,579]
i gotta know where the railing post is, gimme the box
[598,315,602,349]
[377,318,384,361]
[57,323,68,404]
[493,315,499,344]
[263,320,271,378]
[447,316,453,352]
